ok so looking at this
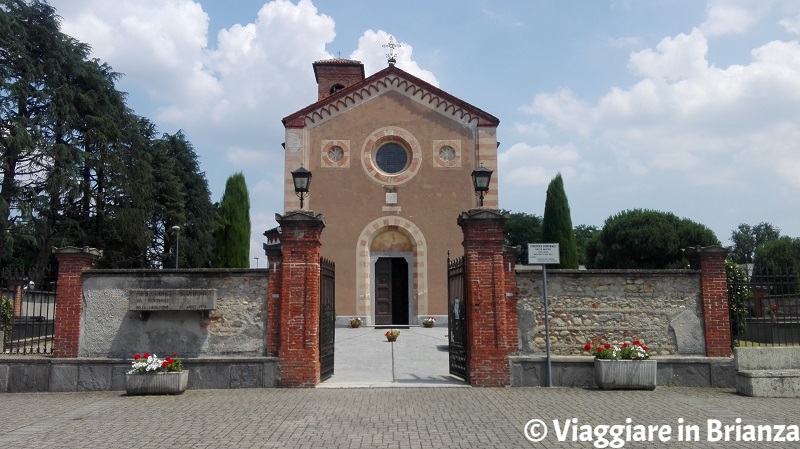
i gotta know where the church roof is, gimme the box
[313,58,362,65]
[283,64,500,128]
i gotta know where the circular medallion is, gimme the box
[327,146,344,162]
[439,145,456,162]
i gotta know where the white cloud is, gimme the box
[608,36,644,50]
[701,0,764,37]
[781,14,800,35]
[350,30,439,87]
[519,89,590,134]
[628,29,710,82]
[513,18,800,190]
[54,0,220,111]
[498,143,584,188]
[52,0,335,149]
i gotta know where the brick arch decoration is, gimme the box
[360,126,422,186]
[355,216,428,323]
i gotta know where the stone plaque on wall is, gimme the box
[129,289,217,311]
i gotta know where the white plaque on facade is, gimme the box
[129,289,217,311]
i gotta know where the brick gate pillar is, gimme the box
[684,246,732,357]
[263,227,283,357]
[275,211,325,387]
[52,246,102,358]
[11,279,24,318]
[458,209,519,387]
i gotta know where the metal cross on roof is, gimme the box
[382,36,401,66]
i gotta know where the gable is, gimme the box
[283,66,499,129]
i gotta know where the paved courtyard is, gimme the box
[1,328,798,448]
[1,387,799,448]
[321,325,464,387]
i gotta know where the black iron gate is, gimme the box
[1,267,57,355]
[319,257,336,381]
[448,255,468,381]
[728,264,800,346]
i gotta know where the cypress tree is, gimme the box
[541,173,579,269]
[213,173,251,268]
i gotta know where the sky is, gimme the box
[46,0,800,266]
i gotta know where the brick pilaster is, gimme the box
[685,246,732,357]
[458,209,518,387]
[12,280,24,318]
[52,246,102,358]
[263,227,283,357]
[276,211,325,387]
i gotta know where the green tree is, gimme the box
[753,236,800,272]
[1,0,72,266]
[164,131,215,268]
[726,260,751,338]
[574,224,599,266]
[213,173,251,268]
[753,236,800,296]
[729,222,781,264]
[589,209,720,269]
[541,173,578,268]
[503,210,542,264]
[1,2,215,271]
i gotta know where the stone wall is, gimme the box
[516,267,705,356]
[80,269,268,358]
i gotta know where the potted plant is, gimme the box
[349,317,363,328]
[421,317,436,328]
[125,352,187,395]
[583,339,656,390]
[385,329,400,342]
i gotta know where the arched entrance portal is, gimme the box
[371,228,412,325]
[356,217,428,325]
[373,256,410,325]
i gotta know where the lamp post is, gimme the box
[471,166,493,207]
[171,225,180,269]
[291,166,312,209]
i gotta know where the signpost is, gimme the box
[528,243,559,387]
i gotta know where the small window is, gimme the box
[375,142,409,174]
[327,146,344,162]
[330,84,345,94]
[438,145,456,161]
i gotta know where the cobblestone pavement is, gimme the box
[1,387,798,448]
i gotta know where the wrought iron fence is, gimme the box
[1,267,57,354]
[448,255,468,381]
[319,257,335,381]
[728,265,800,346]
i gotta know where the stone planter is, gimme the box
[126,371,188,395]
[594,359,657,390]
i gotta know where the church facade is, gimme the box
[280,58,499,326]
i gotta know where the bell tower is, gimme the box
[312,59,365,101]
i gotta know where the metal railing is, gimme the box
[729,265,800,347]
[2,289,57,354]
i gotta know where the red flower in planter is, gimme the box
[582,338,651,360]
